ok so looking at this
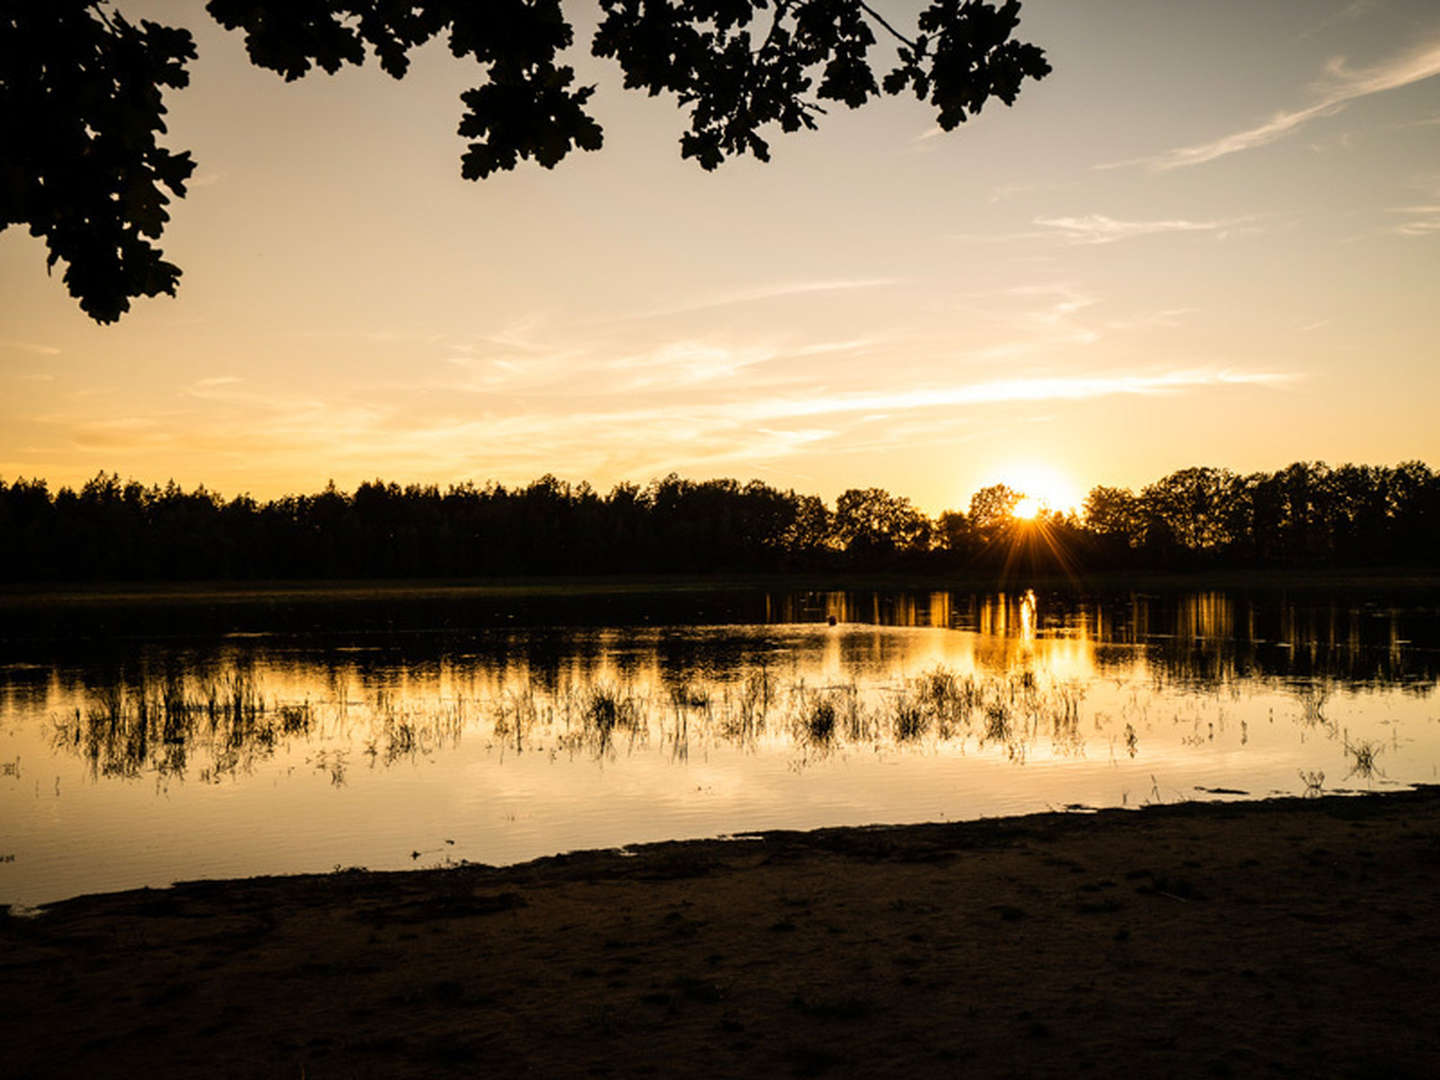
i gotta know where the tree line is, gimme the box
[0,461,1436,582]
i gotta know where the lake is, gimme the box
[2,580,1437,909]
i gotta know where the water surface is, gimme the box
[2,583,1437,908]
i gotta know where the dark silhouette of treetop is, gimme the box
[2,1,1050,322]
[1,2,198,324]
[2,460,1437,582]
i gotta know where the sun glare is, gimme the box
[988,464,1082,517]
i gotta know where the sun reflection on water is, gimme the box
[1,586,1437,907]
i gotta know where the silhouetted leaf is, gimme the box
[4,1,1049,322]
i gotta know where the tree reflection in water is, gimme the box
[15,585,1439,798]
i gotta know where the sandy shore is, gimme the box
[4,789,1438,1079]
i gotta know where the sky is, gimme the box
[2,0,1439,515]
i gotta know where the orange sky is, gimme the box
[3,0,1438,514]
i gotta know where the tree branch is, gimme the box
[855,1,917,50]
[88,2,118,33]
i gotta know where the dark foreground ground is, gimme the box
[4,789,1438,1079]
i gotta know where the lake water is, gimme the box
[2,582,1437,908]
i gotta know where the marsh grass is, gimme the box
[1343,736,1384,782]
[794,688,839,747]
[44,659,1371,791]
[891,692,928,741]
[713,667,775,744]
[1300,683,1329,721]
[50,671,294,782]
[53,664,1109,779]
[547,682,650,758]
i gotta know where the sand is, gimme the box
[3,788,1438,1079]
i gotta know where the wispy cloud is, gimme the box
[25,359,1298,499]
[989,181,1053,204]
[955,215,1250,248]
[184,376,246,401]
[1300,0,1383,39]
[1000,283,1102,345]
[621,278,899,321]
[1106,308,1196,331]
[1,339,61,356]
[1033,215,1236,244]
[1114,40,1440,170]
[724,369,1298,423]
[395,366,1300,481]
[607,341,776,388]
[1387,204,1440,236]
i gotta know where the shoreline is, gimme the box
[5,566,1440,605]
[5,787,1438,1077]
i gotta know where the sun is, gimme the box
[1013,495,1042,520]
[987,463,1083,517]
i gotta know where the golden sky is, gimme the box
[3,0,1438,514]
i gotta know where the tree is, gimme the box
[1,1,1050,322]
[833,486,930,561]
[1082,485,1141,548]
[933,508,973,557]
[967,482,1020,541]
[1139,467,1240,556]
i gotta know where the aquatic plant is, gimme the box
[892,692,928,741]
[39,657,1397,806]
[1343,737,1384,782]
[800,695,837,745]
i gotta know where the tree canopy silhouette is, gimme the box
[1,0,1049,323]
[3,461,1436,583]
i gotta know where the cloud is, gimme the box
[989,181,1052,204]
[1387,204,1440,236]
[1106,308,1196,331]
[64,417,175,450]
[608,342,776,388]
[1033,215,1235,244]
[184,376,246,401]
[395,366,1299,481]
[785,339,876,358]
[998,283,1102,345]
[26,357,1297,496]
[721,368,1299,423]
[1300,0,1383,39]
[1116,40,1440,170]
[621,278,899,321]
[1,339,61,356]
[955,215,1250,249]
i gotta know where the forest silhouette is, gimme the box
[2,460,1436,582]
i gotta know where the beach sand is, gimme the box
[3,788,1437,1078]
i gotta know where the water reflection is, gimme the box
[2,585,1438,908]
[40,658,1100,785]
[16,608,1435,790]
[3,585,1436,686]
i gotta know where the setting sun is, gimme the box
[1013,496,1042,520]
[985,464,1083,518]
